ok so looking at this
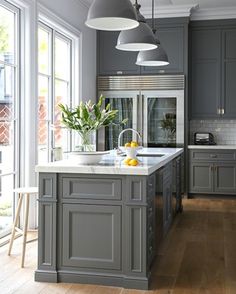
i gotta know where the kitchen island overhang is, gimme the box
[35,148,183,290]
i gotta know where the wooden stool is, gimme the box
[8,187,38,267]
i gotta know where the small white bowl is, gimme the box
[69,151,110,165]
[119,146,143,159]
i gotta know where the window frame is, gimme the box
[0,0,21,239]
[38,6,80,163]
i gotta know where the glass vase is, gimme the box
[79,131,96,152]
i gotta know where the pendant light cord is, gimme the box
[152,0,156,34]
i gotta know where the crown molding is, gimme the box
[141,4,199,19]
[191,6,236,21]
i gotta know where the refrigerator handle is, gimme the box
[137,94,143,145]
[141,94,144,146]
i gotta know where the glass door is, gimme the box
[38,22,72,164]
[0,1,19,238]
[97,91,138,150]
[142,90,184,147]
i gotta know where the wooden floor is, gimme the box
[1,198,236,294]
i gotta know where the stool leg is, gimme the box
[8,193,23,256]
[21,193,30,268]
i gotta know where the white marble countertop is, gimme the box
[35,148,183,176]
[188,145,236,150]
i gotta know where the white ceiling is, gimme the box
[81,0,236,20]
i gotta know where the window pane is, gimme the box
[38,27,50,75]
[0,174,14,235]
[38,75,49,164]
[0,6,15,64]
[0,65,15,104]
[54,79,69,151]
[55,36,70,80]
[0,121,14,173]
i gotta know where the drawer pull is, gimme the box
[149,226,153,233]
[210,154,217,158]
[149,246,153,252]
[148,183,153,188]
[148,207,153,213]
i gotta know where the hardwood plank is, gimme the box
[172,241,207,294]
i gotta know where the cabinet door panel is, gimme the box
[97,31,140,75]
[223,29,236,118]
[224,61,236,118]
[62,204,121,270]
[191,61,220,118]
[141,27,184,74]
[214,164,236,194]
[190,29,221,119]
[189,163,213,193]
[225,29,236,59]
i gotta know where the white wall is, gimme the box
[37,0,97,103]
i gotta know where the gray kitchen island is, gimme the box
[35,148,183,290]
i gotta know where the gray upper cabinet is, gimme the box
[97,18,188,76]
[190,20,236,119]
[190,29,221,119]
[222,29,236,118]
[142,18,188,74]
[97,31,140,75]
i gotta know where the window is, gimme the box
[0,0,20,237]
[38,21,74,163]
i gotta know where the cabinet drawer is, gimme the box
[62,177,122,200]
[190,150,236,161]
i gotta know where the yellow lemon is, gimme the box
[130,141,138,148]
[124,157,132,165]
[129,159,139,166]
[125,142,131,147]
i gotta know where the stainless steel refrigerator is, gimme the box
[97,75,185,151]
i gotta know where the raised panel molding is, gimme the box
[62,204,121,270]
[62,177,122,200]
[127,177,146,204]
[39,173,56,199]
[125,206,146,276]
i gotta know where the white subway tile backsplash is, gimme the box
[190,120,236,145]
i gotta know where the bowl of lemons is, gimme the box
[118,128,143,166]
[119,141,143,166]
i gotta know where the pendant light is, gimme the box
[116,0,157,52]
[85,0,139,31]
[136,41,169,66]
[136,0,169,66]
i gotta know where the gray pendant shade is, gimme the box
[136,44,169,66]
[85,0,139,31]
[116,22,157,51]
[116,2,157,51]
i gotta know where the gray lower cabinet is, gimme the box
[214,164,236,193]
[61,204,121,270]
[189,149,236,195]
[163,163,173,235]
[190,163,213,193]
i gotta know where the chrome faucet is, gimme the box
[117,128,142,152]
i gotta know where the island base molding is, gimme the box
[35,270,150,290]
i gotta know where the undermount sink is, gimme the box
[137,153,165,157]
[120,153,165,157]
